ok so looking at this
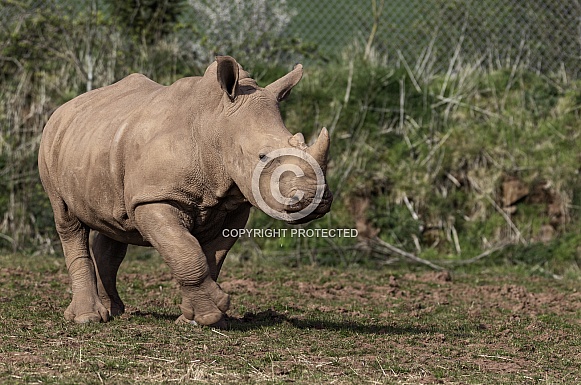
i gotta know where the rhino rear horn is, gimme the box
[288,133,307,149]
[307,127,330,170]
[266,64,303,102]
[216,56,239,102]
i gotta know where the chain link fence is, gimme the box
[2,0,580,77]
[285,0,581,78]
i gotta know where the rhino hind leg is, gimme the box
[50,198,110,323]
[91,233,128,317]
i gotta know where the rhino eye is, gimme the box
[259,153,267,161]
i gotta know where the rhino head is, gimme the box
[207,56,333,224]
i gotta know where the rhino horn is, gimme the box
[288,133,307,149]
[307,127,330,169]
[265,64,303,102]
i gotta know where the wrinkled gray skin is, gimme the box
[38,56,332,328]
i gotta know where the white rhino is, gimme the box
[38,56,332,328]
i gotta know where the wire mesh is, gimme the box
[286,0,581,78]
[1,0,580,78]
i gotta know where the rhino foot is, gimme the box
[64,292,110,323]
[109,301,125,317]
[99,294,125,317]
[178,278,230,328]
[175,314,227,329]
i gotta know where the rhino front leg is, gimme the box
[51,199,109,323]
[202,204,251,281]
[134,203,230,327]
[91,233,128,317]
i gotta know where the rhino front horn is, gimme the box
[307,127,330,168]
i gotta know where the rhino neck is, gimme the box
[182,73,253,210]
[195,139,247,210]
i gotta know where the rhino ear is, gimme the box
[216,56,239,102]
[266,64,303,102]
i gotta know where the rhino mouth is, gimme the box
[283,188,333,224]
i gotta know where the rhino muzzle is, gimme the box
[283,186,333,224]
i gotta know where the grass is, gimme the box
[1,249,579,384]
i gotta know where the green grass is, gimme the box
[1,250,579,384]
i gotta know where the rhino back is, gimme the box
[39,73,212,242]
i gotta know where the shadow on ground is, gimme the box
[126,308,475,337]
[225,308,438,335]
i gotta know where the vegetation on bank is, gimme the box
[0,1,580,278]
[253,54,581,272]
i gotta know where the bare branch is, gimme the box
[370,237,445,271]
[450,243,510,266]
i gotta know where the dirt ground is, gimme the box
[1,254,580,384]
[218,267,581,383]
